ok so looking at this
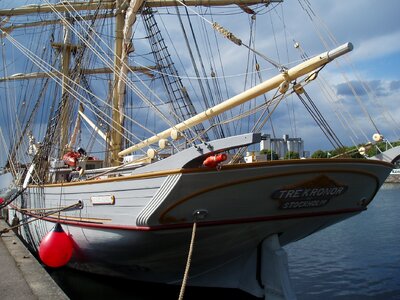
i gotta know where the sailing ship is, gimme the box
[0,1,393,298]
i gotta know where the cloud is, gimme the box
[335,80,391,97]
[352,31,400,63]
[390,80,400,91]
[335,79,400,100]
[280,0,400,77]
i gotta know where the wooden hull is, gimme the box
[7,159,392,295]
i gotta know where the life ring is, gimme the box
[63,151,81,167]
[203,153,227,168]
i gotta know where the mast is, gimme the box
[59,15,73,155]
[109,0,125,166]
[68,104,83,149]
[110,0,145,167]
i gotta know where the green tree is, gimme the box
[260,149,279,160]
[284,151,300,159]
[365,141,400,157]
[330,146,348,157]
[311,149,327,158]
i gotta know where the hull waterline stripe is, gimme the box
[11,206,365,231]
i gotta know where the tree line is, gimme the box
[259,140,400,160]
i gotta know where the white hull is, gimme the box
[6,158,392,296]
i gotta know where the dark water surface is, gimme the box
[285,183,400,300]
[49,184,400,299]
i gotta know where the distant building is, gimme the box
[260,134,306,158]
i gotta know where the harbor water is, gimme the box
[49,183,400,299]
[286,183,400,300]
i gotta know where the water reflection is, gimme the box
[48,267,258,300]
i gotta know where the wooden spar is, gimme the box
[0,67,156,82]
[0,13,114,34]
[0,0,280,16]
[78,111,112,146]
[118,42,353,157]
[0,3,115,16]
[145,0,282,7]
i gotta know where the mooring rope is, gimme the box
[0,201,83,236]
[178,221,197,300]
[0,188,26,210]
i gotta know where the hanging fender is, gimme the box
[203,153,227,168]
[39,223,73,268]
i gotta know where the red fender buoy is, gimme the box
[203,153,228,168]
[0,197,4,205]
[39,223,73,268]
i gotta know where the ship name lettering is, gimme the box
[281,199,329,209]
[276,187,345,200]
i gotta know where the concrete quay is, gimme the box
[0,218,69,300]
[385,173,400,183]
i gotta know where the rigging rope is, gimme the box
[184,9,226,139]
[142,9,208,143]
[43,0,211,150]
[42,1,177,135]
[174,6,223,140]
[293,42,370,145]
[230,88,286,163]
[297,89,344,149]
[0,25,144,153]
[175,0,284,71]
[205,14,233,137]
[60,2,197,133]
[297,0,399,140]
[255,59,277,137]
[0,188,24,210]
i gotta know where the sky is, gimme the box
[139,0,400,152]
[206,0,400,152]
[0,0,399,159]
[275,0,400,151]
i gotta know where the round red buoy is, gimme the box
[39,223,73,268]
[0,197,4,205]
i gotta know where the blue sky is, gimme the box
[0,0,399,159]
[269,0,400,151]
